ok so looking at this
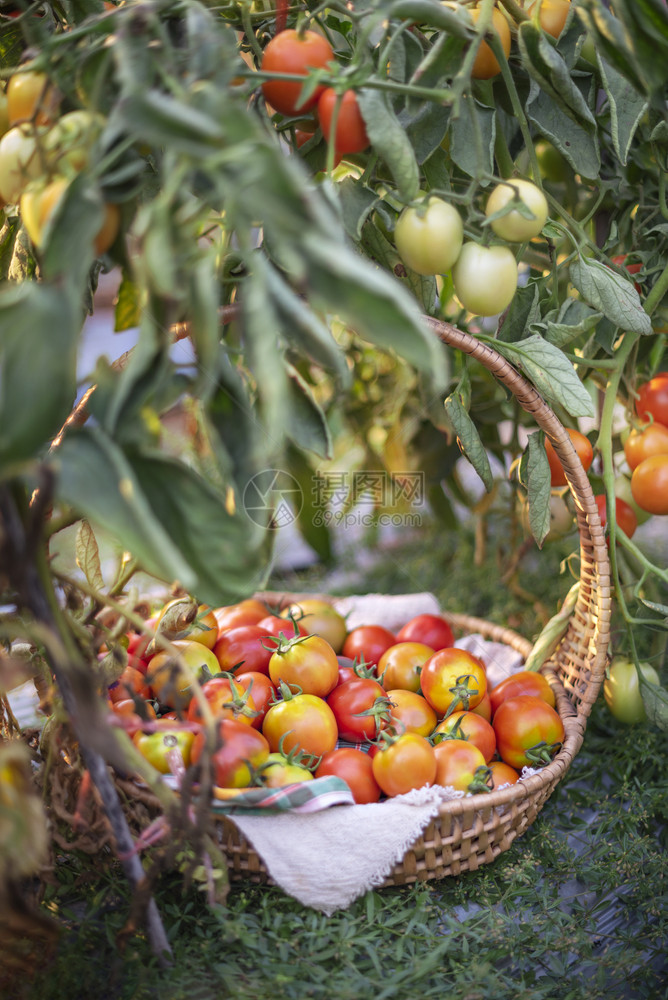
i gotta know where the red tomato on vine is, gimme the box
[317,89,369,155]
[261,30,335,116]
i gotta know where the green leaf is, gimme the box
[0,216,20,280]
[388,0,473,40]
[497,282,542,344]
[304,234,448,388]
[51,427,198,592]
[597,57,647,165]
[284,369,333,460]
[449,96,496,179]
[545,299,603,348]
[286,444,333,565]
[357,89,420,202]
[337,177,380,242]
[525,81,600,179]
[0,283,79,468]
[401,101,450,166]
[639,675,668,730]
[75,520,105,593]
[359,220,438,315]
[494,335,596,418]
[443,391,494,492]
[117,90,226,159]
[518,21,596,130]
[114,271,141,332]
[39,175,106,286]
[569,255,652,335]
[518,431,551,548]
[187,252,221,401]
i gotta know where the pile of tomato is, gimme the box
[107,595,565,805]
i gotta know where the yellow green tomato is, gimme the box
[262,753,314,787]
[603,657,660,725]
[0,124,43,205]
[133,729,195,773]
[451,242,518,316]
[485,179,548,242]
[43,110,104,175]
[394,198,464,276]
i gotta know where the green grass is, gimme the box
[12,521,668,1000]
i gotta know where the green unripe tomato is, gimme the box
[451,242,518,316]
[603,657,660,725]
[0,124,43,205]
[394,198,463,276]
[43,110,104,175]
[485,179,549,243]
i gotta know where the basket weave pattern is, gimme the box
[213,322,612,887]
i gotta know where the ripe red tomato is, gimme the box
[256,614,306,641]
[316,748,382,804]
[432,711,497,763]
[386,689,437,738]
[372,733,436,797]
[631,454,668,515]
[493,695,565,769]
[234,671,278,729]
[468,8,511,80]
[420,647,487,715]
[317,88,369,155]
[593,494,638,540]
[396,613,454,651]
[268,634,339,698]
[624,422,668,471]
[213,624,273,675]
[327,677,390,741]
[212,599,268,630]
[488,760,520,789]
[261,29,335,116]
[191,718,270,788]
[336,655,377,686]
[186,675,256,725]
[433,739,491,793]
[488,670,556,717]
[376,641,434,693]
[342,625,397,666]
[262,691,338,757]
[636,373,668,427]
[544,428,593,487]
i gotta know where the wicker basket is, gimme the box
[212,319,612,887]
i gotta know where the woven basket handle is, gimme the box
[427,318,611,721]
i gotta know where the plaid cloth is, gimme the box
[210,775,355,815]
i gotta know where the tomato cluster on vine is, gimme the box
[107,594,566,804]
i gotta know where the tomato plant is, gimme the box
[485,179,548,243]
[394,199,463,276]
[420,647,487,715]
[631,454,668,515]
[603,657,661,724]
[451,243,518,316]
[611,254,642,293]
[371,732,436,797]
[396,614,454,651]
[260,29,335,116]
[544,429,594,487]
[316,747,382,804]
[493,695,565,769]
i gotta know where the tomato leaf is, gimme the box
[518,21,596,130]
[114,271,141,332]
[388,0,473,41]
[284,368,333,460]
[497,282,542,344]
[597,57,647,166]
[525,81,601,179]
[186,252,221,402]
[356,89,420,202]
[639,674,668,731]
[449,97,496,180]
[75,520,105,593]
[359,220,438,315]
[303,234,448,388]
[575,0,648,95]
[494,335,596,418]
[443,391,494,493]
[569,255,653,335]
[544,299,603,348]
[0,282,79,468]
[337,177,380,242]
[518,431,551,548]
[286,444,333,565]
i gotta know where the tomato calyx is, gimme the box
[349,655,377,679]
[270,678,304,703]
[443,674,483,717]
[352,694,394,735]
[261,629,311,655]
[523,739,563,765]
[260,733,321,774]
[210,671,260,721]
[467,765,494,795]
